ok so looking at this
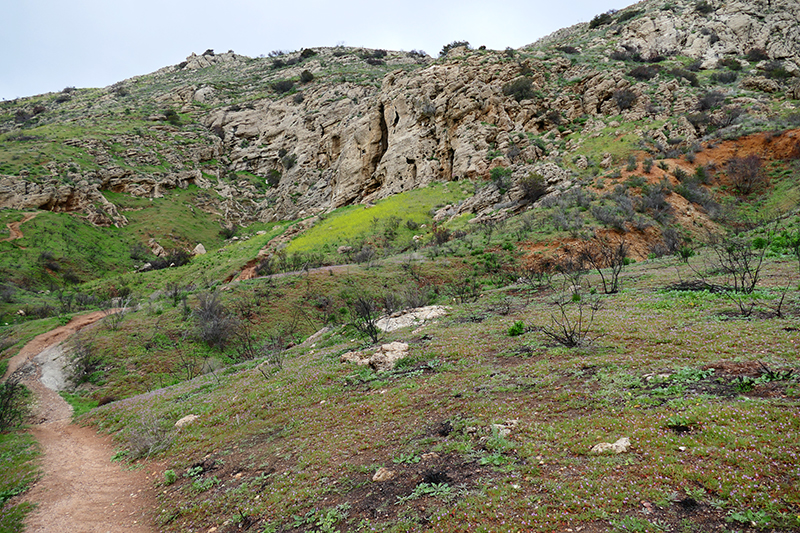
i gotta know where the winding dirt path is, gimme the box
[8,312,158,533]
[2,212,37,242]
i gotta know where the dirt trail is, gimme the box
[3,212,37,242]
[8,311,158,533]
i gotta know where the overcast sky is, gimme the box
[1,0,635,101]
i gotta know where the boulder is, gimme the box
[590,437,631,454]
[372,467,396,482]
[175,414,200,428]
[340,341,410,372]
[741,76,781,93]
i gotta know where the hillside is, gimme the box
[1,0,800,531]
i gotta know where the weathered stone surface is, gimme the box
[372,467,396,482]
[590,437,631,454]
[615,0,800,69]
[175,414,200,428]
[375,306,449,332]
[741,76,781,93]
[192,243,207,255]
[340,341,410,372]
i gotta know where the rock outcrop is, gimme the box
[1,0,797,228]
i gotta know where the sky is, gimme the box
[1,0,636,101]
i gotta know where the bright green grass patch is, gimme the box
[0,209,134,291]
[59,392,99,418]
[287,182,467,254]
[0,431,40,533]
[102,186,227,252]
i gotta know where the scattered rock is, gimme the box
[741,76,781,94]
[340,341,410,372]
[375,306,449,332]
[192,243,207,255]
[590,437,631,454]
[372,467,396,482]
[491,419,519,438]
[148,238,167,258]
[175,414,200,428]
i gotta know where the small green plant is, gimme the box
[292,503,350,533]
[611,516,668,532]
[396,482,452,504]
[508,321,525,337]
[163,469,178,485]
[392,452,421,464]
[732,375,757,393]
[665,414,698,433]
[191,475,220,493]
[727,508,771,528]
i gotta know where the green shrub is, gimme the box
[695,1,714,14]
[272,80,295,94]
[589,12,614,29]
[440,41,471,57]
[503,77,535,102]
[163,109,181,126]
[508,321,525,337]
[520,172,547,202]
[299,70,314,83]
[164,469,178,485]
[617,9,642,22]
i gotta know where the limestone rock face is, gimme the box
[2,1,795,228]
[617,0,800,69]
[0,176,128,227]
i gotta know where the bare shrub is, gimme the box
[579,235,629,294]
[349,296,382,344]
[539,282,602,348]
[726,155,764,195]
[613,89,637,111]
[127,414,175,459]
[0,373,29,433]
[193,292,236,350]
[67,333,106,386]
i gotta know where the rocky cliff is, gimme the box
[1,0,798,227]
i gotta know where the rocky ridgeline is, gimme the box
[1,0,798,227]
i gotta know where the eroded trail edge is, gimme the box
[2,212,37,242]
[12,312,158,533]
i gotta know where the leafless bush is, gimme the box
[126,414,175,459]
[539,282,602,348]
[67,333,106,387]
[579,235,628,294]
[0,372,29,433]
[193,292,236,350]
[103,296,132,331]
[726,155,764,195]
[349,296,382,344]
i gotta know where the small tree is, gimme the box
[539,282,602,348]
[579,235,628,294]
[349,296,382,344]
